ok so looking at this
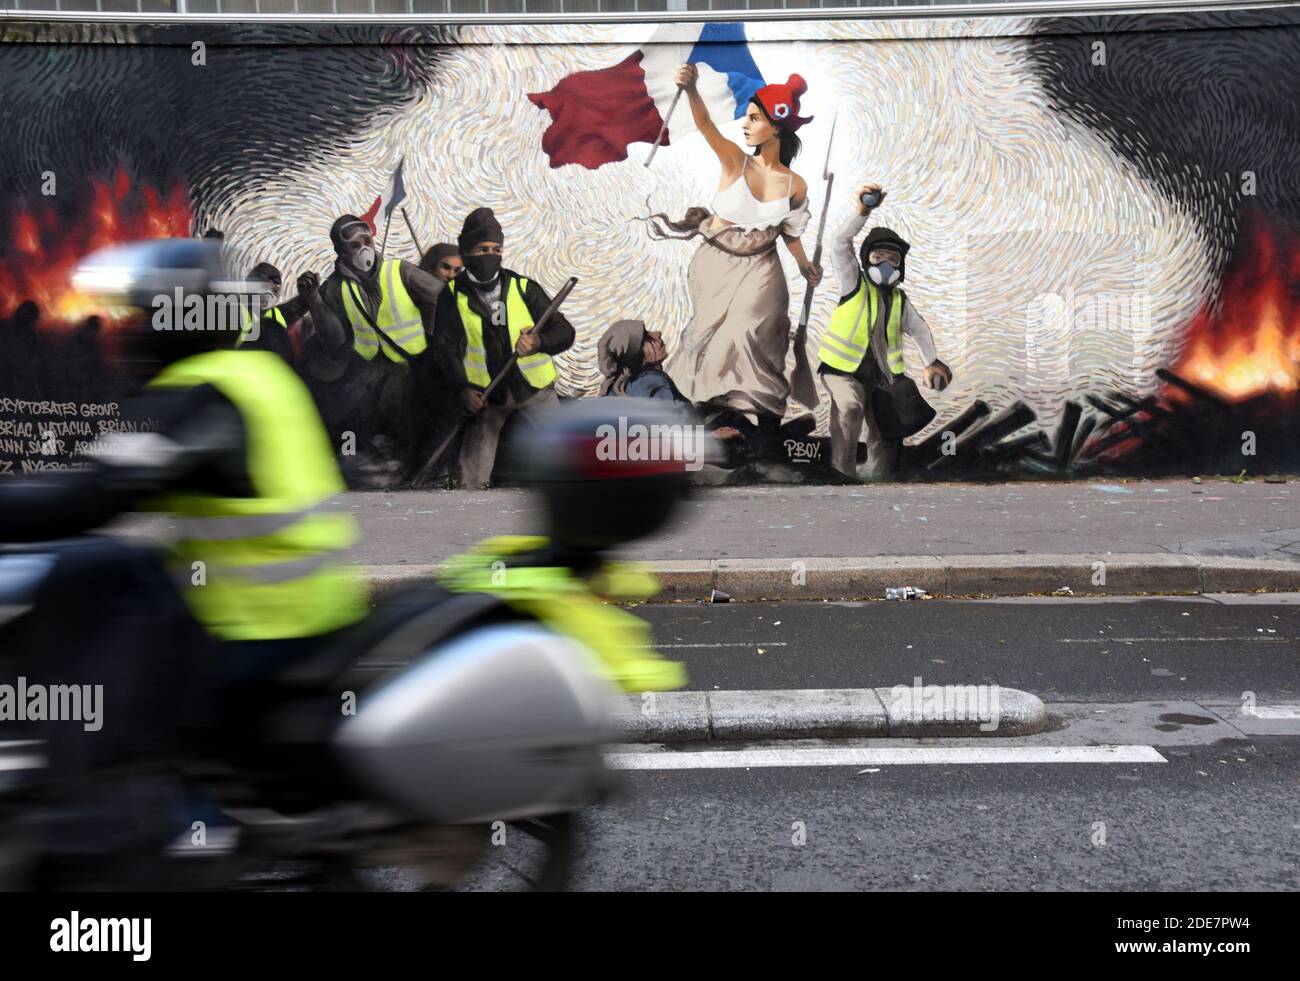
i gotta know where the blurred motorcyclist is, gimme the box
[438,397,696,693]
[0,239,368,882]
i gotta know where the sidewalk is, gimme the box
[116,476,1300,599]
[331,476,1300,599]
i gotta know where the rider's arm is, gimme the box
[0,385,248,542]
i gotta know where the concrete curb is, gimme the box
[617,686,1046,743]
[358,553,1300,601]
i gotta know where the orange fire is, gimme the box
[0,167,191,325]
[1171,221,1300,402]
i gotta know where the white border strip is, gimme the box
[608,744,1166,769]
[2,0,1296,26]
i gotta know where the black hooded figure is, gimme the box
[0,300,49,399]
[819,188,952,480]
[294,213,449,487]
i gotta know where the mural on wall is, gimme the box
[0,9,1298,488]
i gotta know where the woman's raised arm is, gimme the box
[675,63,743,171]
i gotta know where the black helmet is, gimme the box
[859,226,910,283]
[513,398,711,552]
[72,238,266,382]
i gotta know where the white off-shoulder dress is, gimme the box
[681,157,812,423]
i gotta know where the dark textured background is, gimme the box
[1029,10,1300,276]
[0,23,458,226]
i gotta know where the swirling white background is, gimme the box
[211,17,1215,440]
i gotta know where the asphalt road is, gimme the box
[578,739,1298,891]
[396,597,1300,892]
[637,595,1300,702]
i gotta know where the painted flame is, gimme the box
[0,167,191,325]
[1171,220,1300,402]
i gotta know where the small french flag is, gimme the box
[361,159,408,233]
[528,22,766,171]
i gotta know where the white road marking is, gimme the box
[1058,636,1294,643]
[636,642,789,649]
[1252,706,1300,719]
[607,745,1166,770]
[356,640,790,669]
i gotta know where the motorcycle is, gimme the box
[0,538,626,891]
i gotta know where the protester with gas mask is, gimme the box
[296,214,447,485]
[818,184,953,479]
[433,207,575,489]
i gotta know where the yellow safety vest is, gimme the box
[236,305,288,348]
[818,276,905,376]
[438,535,686,693]
[147,349,368,641]
[341,259,427,363]
[448,276,558,390]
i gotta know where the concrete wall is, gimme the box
[1,8,1298,483]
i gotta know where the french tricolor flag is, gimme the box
[361,158,408,234]
[528,22,766,171]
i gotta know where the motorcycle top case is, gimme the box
[333,623,623,825]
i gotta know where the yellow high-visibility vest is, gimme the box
[818,276,905,376]
[341,259,427,363]
[438,535,686,693]
[236,305,288,348]
[147,349,368,641]
[448,276,558,390]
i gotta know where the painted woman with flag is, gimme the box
[649,63,822,450]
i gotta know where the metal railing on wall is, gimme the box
[1,0,1294,17]
[0,0,1103,14]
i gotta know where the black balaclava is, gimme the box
[860,226,910,288]
[458,207,504,287]
[330,214,381,282]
